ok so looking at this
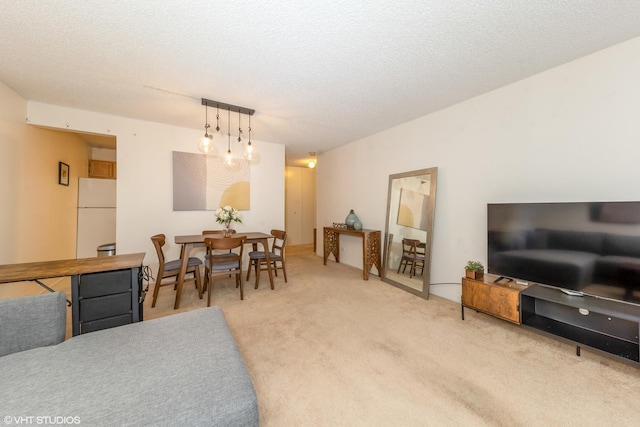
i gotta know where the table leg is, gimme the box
[323,230,339,264]
[361,235,368,280]
[174,243,191,309]
[362,231,381,280]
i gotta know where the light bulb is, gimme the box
[308,160,316,169]
[224,149,235,167]
[243,142,255,160]
[198,135,214,154]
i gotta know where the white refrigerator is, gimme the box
[77,178,116,258]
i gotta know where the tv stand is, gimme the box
[493,276,513,284]
[461,275,525,324]
[520,285,640,364]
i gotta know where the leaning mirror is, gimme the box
[382,167,437,299]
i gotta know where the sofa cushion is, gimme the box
[602,234,640,258]
[491,249,600,289]
[543,229,604,254]
[0,307,259,427]
[0,292,66,357]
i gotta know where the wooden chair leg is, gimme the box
[281,261,288,283]
[194,267,203,299]
[254,261,260,289]
[246,259,253,281]
[207,273,213,307]
[151,277,162,308]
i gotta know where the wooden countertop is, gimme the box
[0,253,146,284]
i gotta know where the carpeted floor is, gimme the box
[146,248,640,426]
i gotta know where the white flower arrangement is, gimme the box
[215,206,242,226]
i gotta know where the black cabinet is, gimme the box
[520,285,640,364]
[72,267,143,336]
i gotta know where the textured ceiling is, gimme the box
[2,1,640,166]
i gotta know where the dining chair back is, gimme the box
[246,229,287,289]
[204,235,247,306]
[397,238,425,278]
[201,230,238,287]
[150,234,203,308]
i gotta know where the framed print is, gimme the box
[58,162,70,186]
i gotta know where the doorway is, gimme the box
[284,166,316,250]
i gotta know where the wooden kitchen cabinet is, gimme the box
[89,160,116,179]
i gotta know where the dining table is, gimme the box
[173,232,274,309]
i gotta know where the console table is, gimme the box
[0,253,145,336]
[323,227,382,280]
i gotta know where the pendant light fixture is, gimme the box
[198,103,215,154]
[243,114,255,161]
[215,105,220,133]
[224,107,235,167]
[199,98,256,163]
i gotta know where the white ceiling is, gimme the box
[2,1,640,167]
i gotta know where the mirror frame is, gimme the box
[381,167,437,299]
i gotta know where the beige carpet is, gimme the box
[146,249,640,426]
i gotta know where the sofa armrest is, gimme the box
[0,292,66,357]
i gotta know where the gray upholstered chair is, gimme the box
[246,229,287,289]
[150,234,203,308]
[204,235,247,305]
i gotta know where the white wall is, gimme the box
[318,36,640,302]
[91,147,116,162]
[26,103,285,266]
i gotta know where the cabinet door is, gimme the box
[285,166,316,246]
[462,278,520,323]
[89,160,116,179]
[285,167,303,245]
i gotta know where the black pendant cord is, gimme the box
[204,105,210,137]
[216,106,220,132]
[237,110,243,142]
[227,108,231,150]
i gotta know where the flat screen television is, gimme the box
[487,201,640,306]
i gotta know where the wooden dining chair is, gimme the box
[201,230,237,292]
[397,238,425,278]
[246,229,287,289]
[204,235,246,306]
[150,234,203,308]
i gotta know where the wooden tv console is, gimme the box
[520,285,640,365]
[461,275,640,365]
[461,275,528,324]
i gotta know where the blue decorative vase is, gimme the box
[354,218,363,230]
[345,209,359,230]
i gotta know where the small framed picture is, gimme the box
[58,162,70,186]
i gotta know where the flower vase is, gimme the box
[223,223,233,238]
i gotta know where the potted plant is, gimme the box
[465,260,484,280]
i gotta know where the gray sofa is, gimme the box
[0,292,259,427]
